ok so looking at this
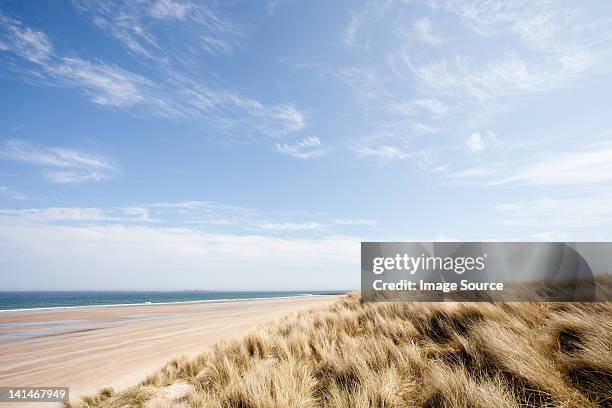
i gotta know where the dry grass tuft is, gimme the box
[67,281,611,408]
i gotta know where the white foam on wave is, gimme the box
[0,293,338,313]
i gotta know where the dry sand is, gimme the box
[0,295,339,407]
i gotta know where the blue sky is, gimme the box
[1,0,612,290]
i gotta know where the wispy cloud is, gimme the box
[0,203,228,224]
[257,221,327,231]
[180,86,306,137]
[0,12,52,63]
[465,132,484,153]
[148,201,374,233]
[336,0,611,173]
[0,200,376,234]
[404,52,592,102]
[0,219,360,289]
[1,10,305,139]
[0,202,243,224]
[72,0,240,58]
[443,166,498,181]
[495,192,612,230]
[334,218,378,227]
[275,136,325,159]
[392,0,611,118]
[342,1,392,50]
[0,14,160,109]
[337,66,386,101]
[414,17,442,46]
[491,142,612,186]
[147,200,246,211]
[431,0,612,52]
[413,123,437,134]
[49,57,150,107]
[0,207,113,221]
[3,200,377,235]
[186,89,307,138]
[356,145,422,162]
[445,139,612,186]
[266,0,295,15]
[148,0,190,20]
[0,139,118,184]
[0,186,27,200]
[343,7,369,49]
[412,98,448,115]
[120,206,152,222]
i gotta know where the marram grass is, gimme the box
[68,278,611,408]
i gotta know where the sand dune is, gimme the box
[0,296,339,407]
[69,288,612,408]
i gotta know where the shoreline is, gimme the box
[0,295,340,407]
[0,292,342,314]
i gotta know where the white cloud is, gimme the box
[495,192,612,230]
[343,9,367,48]
[175,87,307,136]
[199,35,233,55]
[149,0,190,20]
[1,139,113,169]
[73,0,239,58]
[342,1,392,49]
[257,221,327,231]
[49,57,148,107]
[444,139,612,187]
[386,102,415,116]
[0,139,117,184]
[275,136,324,159]
[188,86,307,137]
[0,14,159,110]
[142,201,381,232]
[413,98,447,115]
[527,231,572,241]
[443,166,498,180]
[0,207,112,221]
[414,17,442,46]
[193,89,309,137]
[142,201,252,226]
[148,200,220,210]
[44,169,109,183]
[266,0,295,15]
[334,218,378,227]
[265,104,306,134]
[356,145,421,161]
[431,0,612,52]
[121,206,152,222]
[1,13,306,138]
[492,142,612,186]
[337,1,610,171]
[0,13,53,63]
[147,200,248,212]
[406,52,592,102]
[0,186,27,200]
[413,122,436,134]
[0,219,360,290]
[386,100,445,123]
[0,201,381,239]
[0,203,234,224]
[465,132,484,153]
[336,66,384,101]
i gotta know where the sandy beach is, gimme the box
[0,295,339,407]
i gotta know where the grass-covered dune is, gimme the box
[68,283,611,408]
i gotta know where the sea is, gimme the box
[0,290,344,312]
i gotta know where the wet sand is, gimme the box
[0,295,339,407]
